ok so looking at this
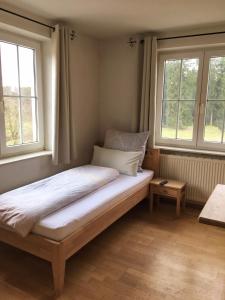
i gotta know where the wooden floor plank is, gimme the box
[0,201,224,300]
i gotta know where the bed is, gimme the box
[0,148,159,296]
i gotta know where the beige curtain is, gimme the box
[139,36,157,147]
[52,24,75,165]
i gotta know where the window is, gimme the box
[0,31,44,157]
[156,49,225,152]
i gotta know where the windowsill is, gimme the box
[156,145,225,158]
[0,150,52,166]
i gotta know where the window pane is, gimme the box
[208,57,225,100]
[0,42,19,96]
[177,101,195,140]
[21,98,38,144]
[204,101,225,142]
[163,60,181,100]
[3,97,21,146]
[180,59,199,100]
[18,47,35,97]
[161,101,178,139]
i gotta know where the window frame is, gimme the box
[0,30,44,157]
[156,47,225,153]
[197,49,225,151]
[156,50,203,149]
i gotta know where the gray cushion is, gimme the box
[104,129,149,171]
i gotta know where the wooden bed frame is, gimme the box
[0,148,160,297]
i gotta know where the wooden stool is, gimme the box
[149,178,186,217]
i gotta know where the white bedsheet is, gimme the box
[0,165,119,237]
[33,170,154,241]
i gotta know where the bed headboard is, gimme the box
[142,148,160,177]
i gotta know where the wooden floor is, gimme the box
[0,201,225,300]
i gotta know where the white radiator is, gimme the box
[160,154,225,204]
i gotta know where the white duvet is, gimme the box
[0,165,119,237]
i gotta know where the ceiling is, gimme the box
[3,0,225,39]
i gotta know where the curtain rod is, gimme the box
[139,30,225,43]
[0,8,55,31]
[158,30,225,41]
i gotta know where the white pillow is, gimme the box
[91,146,142,176]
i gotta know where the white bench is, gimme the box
[199,184,225,228]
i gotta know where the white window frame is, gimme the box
[0,30,44,157]
[156,47,225,153]
[197,49,225,151]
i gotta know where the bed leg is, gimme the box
[52,252,66,297]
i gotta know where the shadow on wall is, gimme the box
[99,35,144,142]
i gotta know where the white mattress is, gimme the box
[0,165,119,237]
[32,170,154,241]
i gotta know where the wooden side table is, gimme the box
[149,178,186,217]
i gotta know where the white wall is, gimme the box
[70,35,100,165]
[0,15,100,193]
[99,36,142,142]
